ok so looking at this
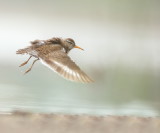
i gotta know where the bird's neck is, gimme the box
[63,46,70,54]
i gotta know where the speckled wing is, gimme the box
[40,50,93,83]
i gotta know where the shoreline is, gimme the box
[0,111,159,133]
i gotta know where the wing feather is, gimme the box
[40,51,93,83]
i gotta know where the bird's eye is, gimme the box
[66,40,73,44]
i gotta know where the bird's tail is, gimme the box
[16,47,30,55]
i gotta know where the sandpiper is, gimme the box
[16,37,93,83]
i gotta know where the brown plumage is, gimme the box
[16,37,94,83]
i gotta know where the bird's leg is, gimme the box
[19,56,32,67]
[24,58,39,74]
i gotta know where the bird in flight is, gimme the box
[16,37,93,83]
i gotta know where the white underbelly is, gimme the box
[28,50,38,57]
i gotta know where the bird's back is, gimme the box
[16,42,63,58]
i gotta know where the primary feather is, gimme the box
[40,50,93,83]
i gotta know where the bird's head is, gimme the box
[63,38,84,53]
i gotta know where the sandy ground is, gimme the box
[0,112,160,133]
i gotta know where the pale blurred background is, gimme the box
[0,0,160,116]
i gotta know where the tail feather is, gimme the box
[16,47,30,54]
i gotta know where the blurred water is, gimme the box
[0,64,159,116]
[0,0,160,116]
[0,83,159,117]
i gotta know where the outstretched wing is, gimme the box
[40,51,94,83]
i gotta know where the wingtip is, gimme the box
[84,78,94,83]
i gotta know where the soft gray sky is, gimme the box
[0,0,159,70]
